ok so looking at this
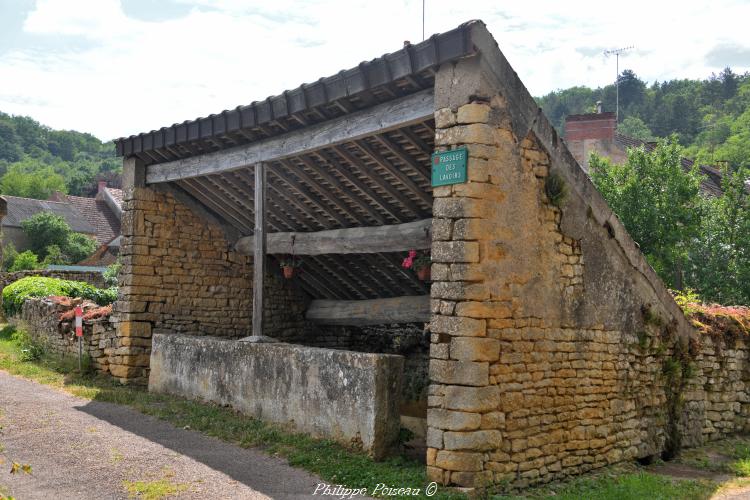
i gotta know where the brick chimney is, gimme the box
[564,107,617,172]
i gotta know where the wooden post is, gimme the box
[252,162,266,337]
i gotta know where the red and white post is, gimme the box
[75,306,83,371]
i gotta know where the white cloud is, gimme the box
[0,0,748,140]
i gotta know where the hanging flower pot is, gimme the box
[402,249,431,281]
[279,256,302,279]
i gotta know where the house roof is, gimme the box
[111,22,482,301]
[1,196,97,234]
[65,194,122,245]
[114,21,475,164]
[614,133,723,196]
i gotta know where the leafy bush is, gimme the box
[2,241,18,270]
[21,212,70,258]
[8,250,41,272]
[103,259,121,287]
[2,276,118,316]
[65,232,97,263]
[20,212,97,263]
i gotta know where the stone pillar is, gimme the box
[426,56,510,488]
[0,196,7,270]
[111,156,152,384]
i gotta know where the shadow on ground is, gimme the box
[75,397,323,499]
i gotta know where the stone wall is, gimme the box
[9,297,116,374]
[682,334,750,446]
[149,333,404,459]
[114,173,309,383]
[301,323,430,406]
[425,23,702,489]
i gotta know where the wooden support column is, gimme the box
[252,162,266,337]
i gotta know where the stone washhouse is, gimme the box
[111,20,749,488]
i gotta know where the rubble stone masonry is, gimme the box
[425,27,741,490]
[113,175,307,384]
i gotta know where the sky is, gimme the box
[1,0,749,141]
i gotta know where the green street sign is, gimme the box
[431,147,468,187]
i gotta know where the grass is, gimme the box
[680,435,750,477]
[0,322,743,500]
[123,479,189,499]
[493,466,715,500]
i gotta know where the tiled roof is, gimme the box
[114,21,476,162]
[1,196,97,234]
[65,195,122,245]
[614,133,723,196]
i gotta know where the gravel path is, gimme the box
[0,371,326,499]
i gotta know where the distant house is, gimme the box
[49,181,123,265]
[49,181,122,244]
[564,109,723,196]
[0,196,97,251]
[0,181,123,265]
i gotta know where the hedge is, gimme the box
[2,276,118,316]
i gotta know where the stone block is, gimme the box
[443,385,500,412]
[431,218,453,241]
[430,342,450,360]
[431,241,480,263]
[109,364,142,378]
[455,301,512,319]
[426,428,444,448]
[481,411,506,429]
[436,124,497,147]
[430,360,489,386]
[435,451,483,472]
[457,103,492,124]
[433,198,490,219]
[428,409,481,431]
[431,315,486,337]
[434,108,456,128]
[444,430,502,451]
[431,282,490,301]
[450,337,500,362]
[118,321,152,338]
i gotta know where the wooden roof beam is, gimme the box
[234,219,432,256]
[146,88,434,184]
[306,295,430,325]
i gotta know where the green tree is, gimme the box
[0,121,22,162]
[590,138,704,288]
[618,116,655,141]
[0,162,67,199]
[687,164,750,304]
[20,212,98,264]
[2,242,19,271]
[64,232,97,263]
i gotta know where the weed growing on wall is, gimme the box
[544,172,568,207]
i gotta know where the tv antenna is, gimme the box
[422,0,425,41]
[604,45,634,122]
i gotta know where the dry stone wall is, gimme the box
[9,297,116,374]
[425,28,729,490]
[114,183,308,384]
[0,269,107,318]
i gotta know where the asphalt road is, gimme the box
[0,371,326,499]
